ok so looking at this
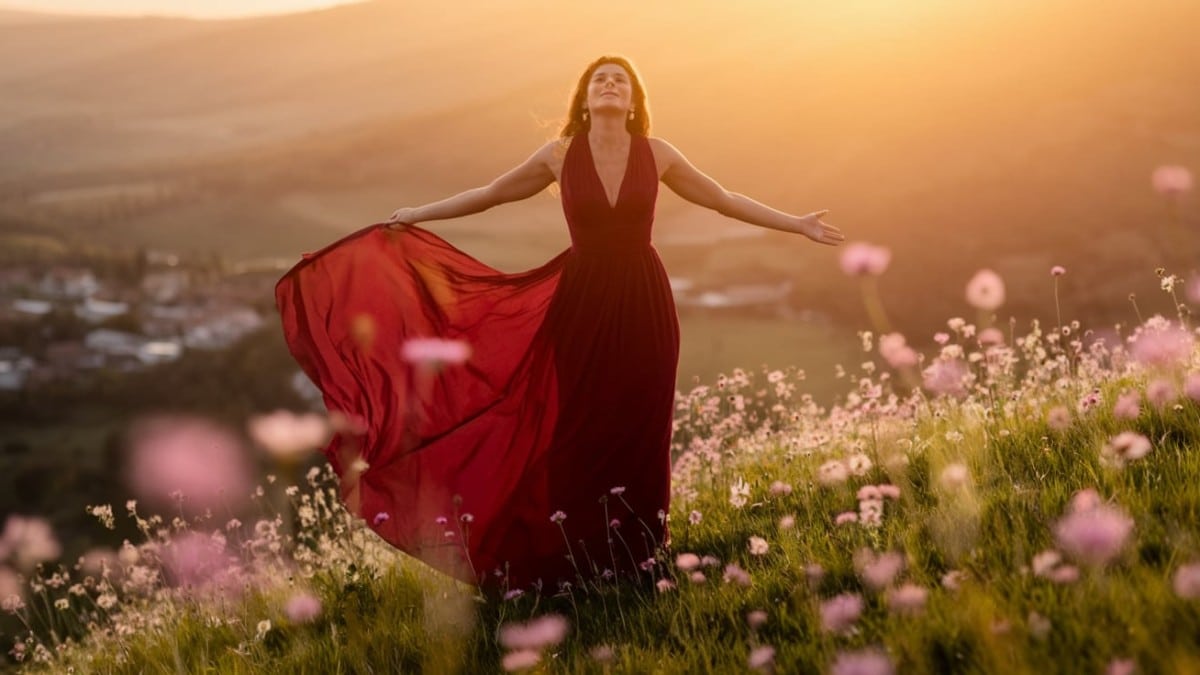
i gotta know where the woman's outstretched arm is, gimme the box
[385,142,557,227]
[651,138,845,246]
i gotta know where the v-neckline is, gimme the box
[584,134,634,210]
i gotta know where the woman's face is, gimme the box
[585,63,634,116]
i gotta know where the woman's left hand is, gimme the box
[796,210,845,245]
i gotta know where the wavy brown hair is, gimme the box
[559,55,651,138]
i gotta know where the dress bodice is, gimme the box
[559,134,659,255]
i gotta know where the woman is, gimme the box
[276,55,843,594]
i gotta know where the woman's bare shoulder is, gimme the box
[647,136,681,175]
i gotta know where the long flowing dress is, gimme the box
[275,133,679,592]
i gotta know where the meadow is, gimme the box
[4,238,1200,673]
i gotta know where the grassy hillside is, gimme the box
[5,257,1200,672]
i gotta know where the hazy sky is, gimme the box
[2,0,363,19]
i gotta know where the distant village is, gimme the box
[0,251,287,392]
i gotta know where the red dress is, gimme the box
[275,133,679,592]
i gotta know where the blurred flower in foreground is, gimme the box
[1172,563,1200,599]
[1129,318,1193,369]
[0,516,61,571]
[839,242,891,277]
[499,614,569,651]
[127,416,252,515]
[502,650,540,672]
[922,358,968,397]
[161,531,241,593]
[1152,165,1193,196]
[248,410,331,462]
[820,593,864,633]
[0,566,23,608]
[1100,432,1152,469]
[830,648,895,675]
[1054,492,1133,567]
[401,338,472,368]
[855,549,904,590]
[966,269,1006,311]
[284,592,323,623]
[748,645,776,673]
[878,333,918,369]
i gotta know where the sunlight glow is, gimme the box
[0,0,365,19]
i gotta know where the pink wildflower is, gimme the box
[675,553,701,571]
[1185,372,1200,402]
[1054,501,1134,567]
[1031,550,1063,578]
[0,567,22,610]
[806,563,826,586]
[1069,488,1103,513]
[1046,406,1071,431]
[1049,565,1080,584]
[748,645,777,672]
[878,484,901,500]
[817,460,849,486]
[830,649,895,675]
[820,593,864,633]
[499,614,569,650]
[501,650,541,672]
[941,570,966,591]
[856,485,882,501]
[746,609,768,629]
[769,480,793,496]
[1130,322,1193,368]
[1051,266,1066,277]
[1106,659,1137,675]
[689,571,707,584]
[549,511,566,524]
[590,645,615,663]
[886,583,928,615]
[247,410,330,462]
[835,512,859,526]
[689,510,702,525]
[779,515,796,530]
[1152,165,1193,195]
[401,338,471,367]
[609,486,625,495]
[965,269,1006,311]
[1145,378,1177,409]
[839,242,892,276]
[855,549,904,590]
[1100,432,1152,469]
[284,592,322,623]
[161,531,239,591]
[1172,563,1200,599]
[126,416,252,515]
[723,563,751,587]
[1112,392,1141,420]
[0,516,61,571]
[879,333,918,369]
[372,512,390,526]
[978,327,1005,346]
[748,536,769,556]
[846,453,873,476]
[922,358,968,397]
[655,578,675,593]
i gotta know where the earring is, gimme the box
[582,110,589,121]
[628,109,635,121]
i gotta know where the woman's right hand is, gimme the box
[385,207,418,229]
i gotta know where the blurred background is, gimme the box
[0,0,1196,554]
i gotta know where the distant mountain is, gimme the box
[0,0,1197,335]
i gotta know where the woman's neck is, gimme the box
[588,114,629,146]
